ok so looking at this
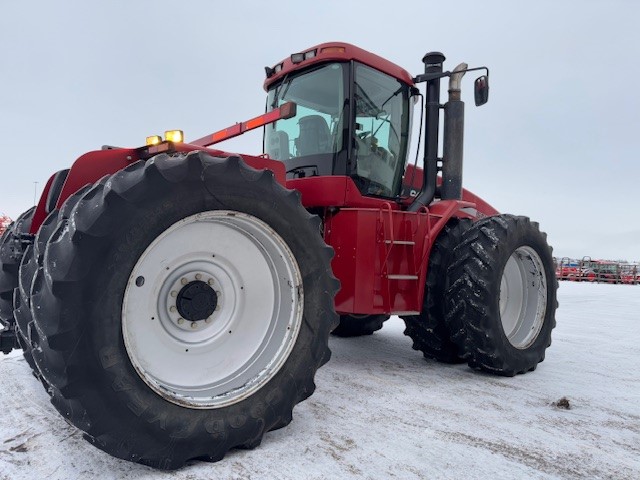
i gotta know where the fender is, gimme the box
[30,144,287,235]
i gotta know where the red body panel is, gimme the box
[288,176,404,210]
[287,172,495,314]
[264,42,414,90]
[325,200,471,315]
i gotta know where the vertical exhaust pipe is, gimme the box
[408,52,445,212]
[441,63,467,200]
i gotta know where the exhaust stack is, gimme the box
[408,52,445,212]
[441,63,467,200]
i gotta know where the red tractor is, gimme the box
[0,43,557,469]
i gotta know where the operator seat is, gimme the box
[268,130,290,161]
[295,115,331,156]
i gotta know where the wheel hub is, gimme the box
[122,210,303,409]
[176,280,218,321]
[164,271,222,333]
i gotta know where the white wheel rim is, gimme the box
[499,246,547,349]
[122,211,303,409]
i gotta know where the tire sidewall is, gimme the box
[482,219,556,368]
[53,156,333,459]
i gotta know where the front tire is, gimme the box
[30,152,338,468]
[445,215,557,376]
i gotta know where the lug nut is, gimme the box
[195,273,202,280]
[177,318,184,325]
[205,317,212,324]
[181,277,188,285]
[169,306,176,313]
[191,322,198,329]
[208,278,214,285]
[170,290,177,297]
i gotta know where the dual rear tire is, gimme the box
[403,214,556,376]
[18,152,339,468]
[445,215,557,376]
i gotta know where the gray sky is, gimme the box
[1,0,638,260]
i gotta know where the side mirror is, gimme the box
[474,75,489,106]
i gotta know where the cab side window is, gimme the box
[352,64,410,197]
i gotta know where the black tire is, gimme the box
[401,218,472,363]
[0,207,35,328]
[15,186,92,375]
[13,244,39,372]
[331,314,388,337]
[30,152,339,469]
[445,214,557,376]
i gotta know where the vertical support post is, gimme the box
[408,52,445,212]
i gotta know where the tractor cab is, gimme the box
[264,44,414,199]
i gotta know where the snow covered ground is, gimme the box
[1,282,639,479]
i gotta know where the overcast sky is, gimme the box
[1,1,639,260]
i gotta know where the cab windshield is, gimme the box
[265,61,411,197]
[265,63,346,178]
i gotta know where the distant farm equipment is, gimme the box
[0,215,11,236]
[555,257,639,284]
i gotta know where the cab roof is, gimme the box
[263,42,414,91]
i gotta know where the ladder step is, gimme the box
[386,274,419,280]
[384,240,416,245]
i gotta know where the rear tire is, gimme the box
[0,207,34,328]
[30,152,338,469]
[445,215,557,376]
[331,314,388,337]
[402,218,471,363]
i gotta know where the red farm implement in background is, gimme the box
[0,215,11,236]
[620,264,640,285]
[555,257,580,281]
[0,42,557,469]
[555,256,638,284]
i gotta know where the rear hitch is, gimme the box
[0,326,19,354]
